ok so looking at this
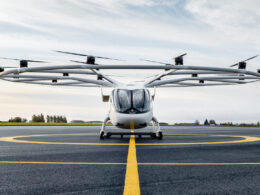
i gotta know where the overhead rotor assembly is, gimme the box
[0,51,260,139]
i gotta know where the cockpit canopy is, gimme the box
[112,89,151,114]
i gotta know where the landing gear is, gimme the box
[99,116,163,140]
[152,116,163,140]
[100,131,105,139]
[157,131,163,140]
[150,133,157,138]
[99,116,110,140]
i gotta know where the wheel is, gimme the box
[106,134,111,138]
[157,131,163,140]
[121,134,123,139]
[138,135,142,139]
[151,133,156,139]
[100,131,105,139]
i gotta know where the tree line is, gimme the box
[9,117,27,123]
[8,114,67,123]
[195,119,260,126]
[46,115,67,123]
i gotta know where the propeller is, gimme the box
[0,57,48,68]
[140,59,172,65]
[173,53,187,65]
[230,55,258,69]
[0,57,48,63]
[140,59,174,71]
[54,50,123,61]
[70,60,89,64]
[140,53,187,66]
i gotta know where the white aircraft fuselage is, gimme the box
[108,85,153,129]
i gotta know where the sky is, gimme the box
[0,0,260,123]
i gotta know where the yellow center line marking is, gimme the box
[123,124,140,195]
[138,162,260,165]
[2,161,260,166]
[0,161,126,165]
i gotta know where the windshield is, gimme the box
[113,89,151,113]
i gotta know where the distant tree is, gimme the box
[195,120,200,125]
[204,119,209,125]
[9,117,22,122]
[22,118,27,123]
[32,114,37,122]
[32,114,45,122]
[209,120,216,125]
[257,122,260,126]
[220,122,233,126]
[40,114,45,123]
[63,116,67,123]
[58,116,61,123]
[43,115,68,123]
[15,117,22,122]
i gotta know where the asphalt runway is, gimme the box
[1,126,260,194]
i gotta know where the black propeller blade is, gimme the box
[230,55,258,67]
[173,53,187,59]
[54,50,123,61]
[0,57,48,68]
[173,53,187,65]
[140,53,187,67]
[0,57,48,63]
[70,60,89,64]
[140,59,172,65]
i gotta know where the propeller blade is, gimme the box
[244,55,258,62]
[54,50,87,57]
[54,50,123,61]
[0,57,48,63]
[26,60,48,63]
[94,56,123,61]
[0,57,21,61]
[70,60,87,64]
[230,55,258,67]
[140,59,172,65]
[173,53,187,59]
[230,63,238,67]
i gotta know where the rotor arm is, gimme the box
[147,76,260,87]
[1,78,100,87]
[144,69,176,86]
[148,80,259,88]
[1,64,260,75]
[155,83,236,87]
[1,74,113,87]
[89,68,121,86]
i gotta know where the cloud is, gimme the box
[0,0,259,123]
[185,0,260,49]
